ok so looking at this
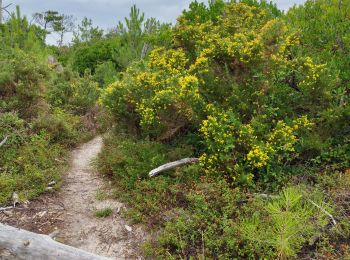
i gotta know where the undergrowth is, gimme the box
[97,132,349,259]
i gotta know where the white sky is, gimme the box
[4,0,306,45]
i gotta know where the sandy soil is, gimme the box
[0,136,146,259]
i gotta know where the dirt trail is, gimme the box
[0,136,146,259]
[57,136,145,259]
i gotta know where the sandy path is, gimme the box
[56,136,145,259]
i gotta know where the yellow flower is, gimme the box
[247,145,269,168]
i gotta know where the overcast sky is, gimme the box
[5,0,305,44]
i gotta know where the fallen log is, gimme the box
[0,223,112,260]
[149,158,199,177]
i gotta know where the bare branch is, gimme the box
[0,206,14,211]
[308,199,337,226]
[149,158,199,177]
[0,136,8,147]
[2,8,10,16]
[1,3,12,9]
[0,2,12,22]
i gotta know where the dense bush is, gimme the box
[0,6,45,51]
[32,109,82,146]
[70,38,121,75]
[286,0,350,165]
[93,61,118,87]
[0,48,49,118]
[199,111,313,187]
[100,48,206,138]
[101,1,346,188]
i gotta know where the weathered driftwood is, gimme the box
[149,158,199,177]
[0,223,112,260]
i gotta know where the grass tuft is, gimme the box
[94,207,113,218]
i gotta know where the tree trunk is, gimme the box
[0,0,3,25]
[59,31,64,46]
[0,223,112,260]
[141,19,154,59]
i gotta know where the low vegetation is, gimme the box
[94,207,113,218]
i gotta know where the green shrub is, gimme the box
[101,0,349,188]
[0,127,64,205]
[69,72,100,114]
[46,69,76,108]
[71,38,121,75]
[239,186,330,259]
[0,6,45,51]
[94,207,113,218]
[93,61,118,87]
[98,134,167,190]
[150,180,242,259]
[47,70,100,114]
[0,112,27,169]
[0,49,49,118]
[32,109,81,146]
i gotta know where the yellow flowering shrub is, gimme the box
[100,47,206,136]
[171,2,316,122]
[101,2,317,140]
[101,1,338,189]
[246,145,270,168]
[175,3,297,70]
[299,56,327,90]
[199,109,313,184]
